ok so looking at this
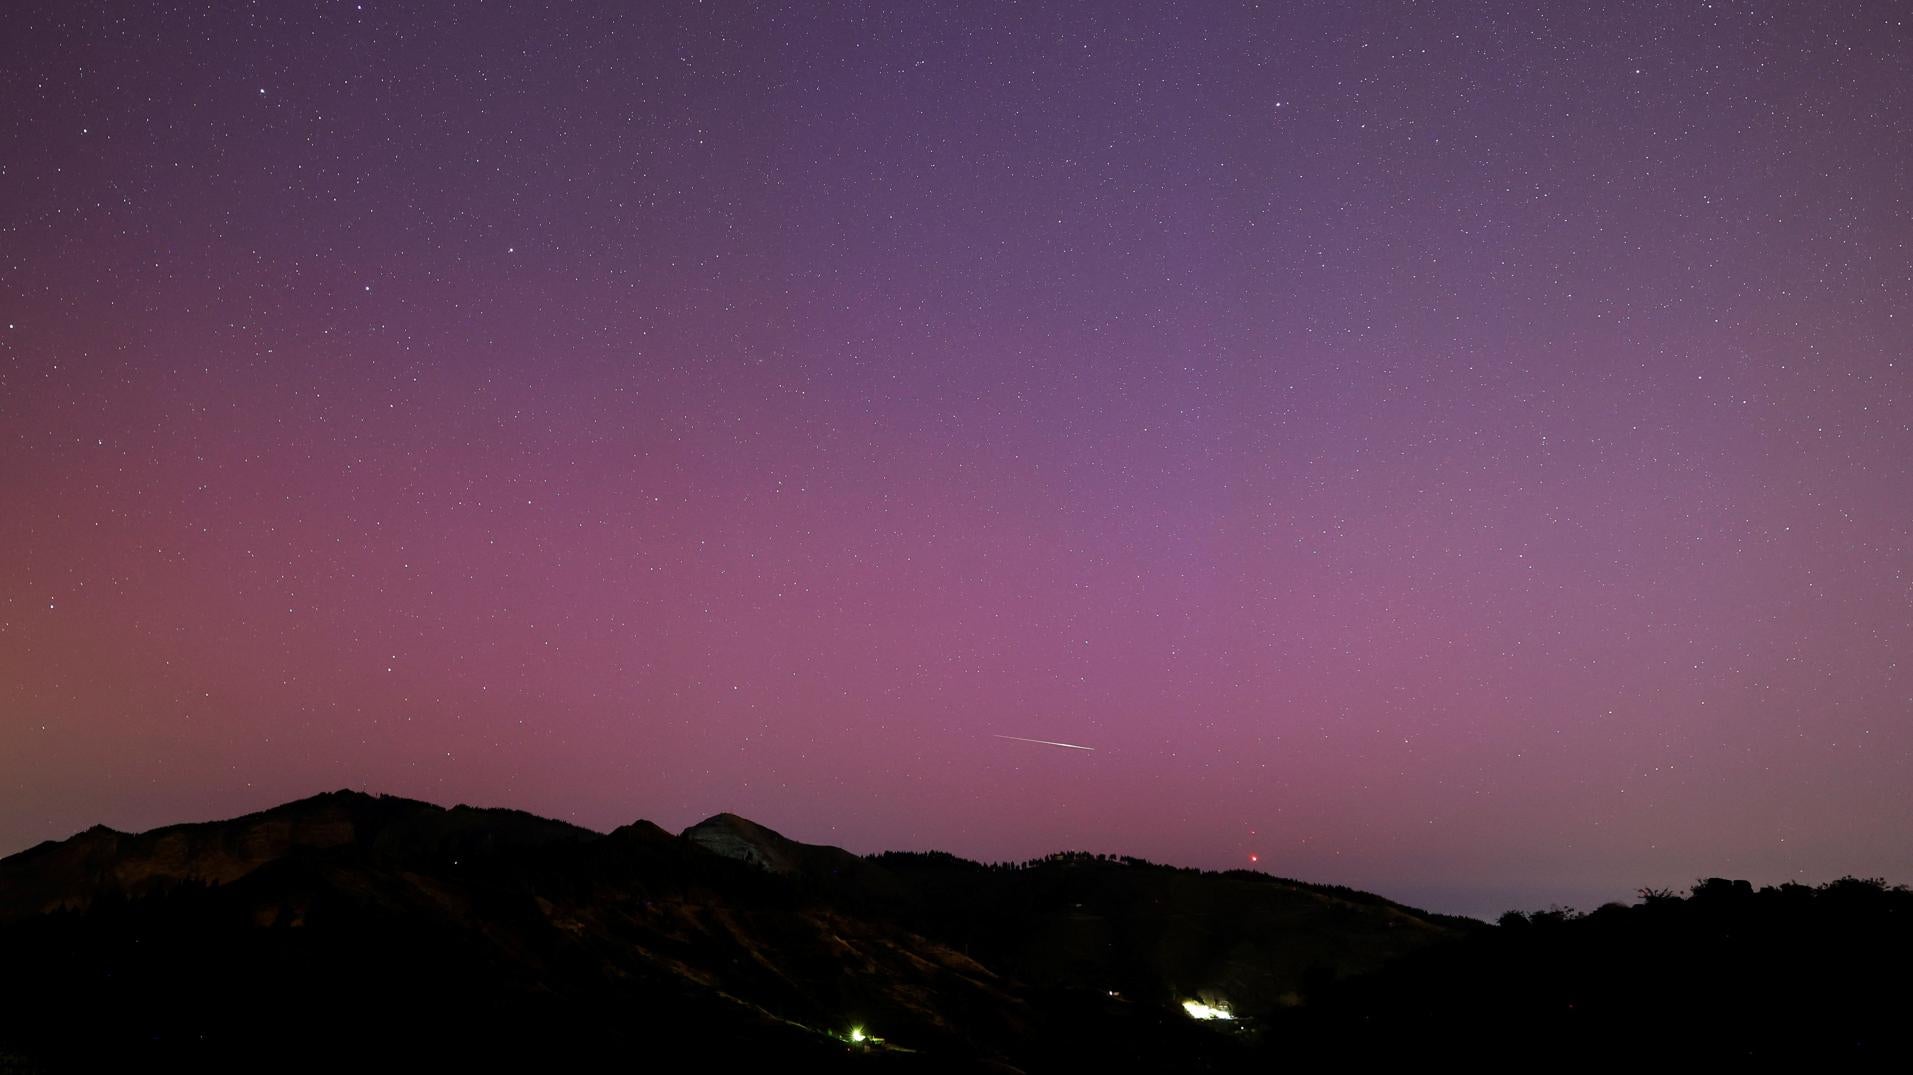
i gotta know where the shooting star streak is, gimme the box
[992,734,1096,752]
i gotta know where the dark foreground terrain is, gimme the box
[0,792,1906,1071]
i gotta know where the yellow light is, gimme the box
[1181,999,1234,1021]
[849,1027,867,1043]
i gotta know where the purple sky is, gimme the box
[2,0,1908,918]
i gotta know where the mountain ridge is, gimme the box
[0,790,1468,1071]
[3,792,1909,1069]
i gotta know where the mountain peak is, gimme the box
[607,818,672,843]
[682,813,802,873]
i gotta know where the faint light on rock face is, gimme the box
[1181,999,1234,1021]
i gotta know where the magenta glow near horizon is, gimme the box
[2,1,1908,918]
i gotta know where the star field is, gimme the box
[2,0,1909,917]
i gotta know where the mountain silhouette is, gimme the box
[0,791,1461,1070]
[1,792,1907,1070]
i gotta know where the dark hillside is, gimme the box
[0,793,1458,1072]
[1265,876,1913,1064]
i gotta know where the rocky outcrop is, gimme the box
[681,813,808,873]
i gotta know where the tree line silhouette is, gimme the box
[1265,875,1913,1064]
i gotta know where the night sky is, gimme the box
[3,1,1909,918]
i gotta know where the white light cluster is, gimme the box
[1181,999,1234,1021]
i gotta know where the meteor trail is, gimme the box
[992,734,1096,752]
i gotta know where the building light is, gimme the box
[1181,999,1234,1021]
